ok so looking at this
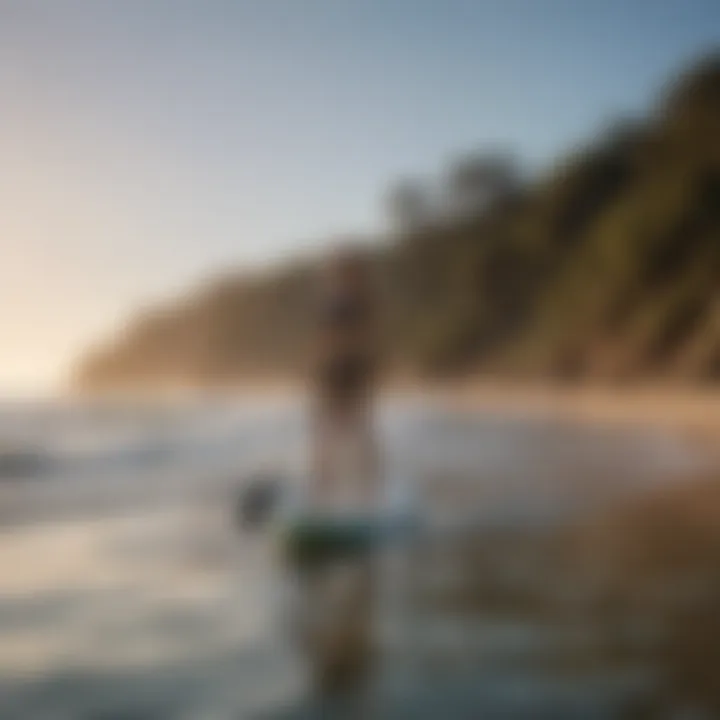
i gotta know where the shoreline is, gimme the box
[47,376,720,446]
[428,379,720,449]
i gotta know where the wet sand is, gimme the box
[437,381,720,435]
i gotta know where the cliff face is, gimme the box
[75,56,720,391]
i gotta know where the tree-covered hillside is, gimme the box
[75,56,720,390]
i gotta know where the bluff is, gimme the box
[75,56,720,390]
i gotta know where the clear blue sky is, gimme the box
[0,0,718,391]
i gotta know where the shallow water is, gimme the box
[0,395,716,718]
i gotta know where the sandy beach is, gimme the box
[426,380,720,446]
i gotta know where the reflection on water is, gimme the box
[0,396,718,718]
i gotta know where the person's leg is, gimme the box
[312,395,364,505]
[345,396,380,509]
[362,400,380,503]
[311,396,338,502]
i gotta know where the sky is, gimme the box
[0,0,718,393]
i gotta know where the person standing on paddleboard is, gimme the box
[300,243,381,697]
[311,244,380,512]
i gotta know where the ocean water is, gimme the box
[0,394,715,719]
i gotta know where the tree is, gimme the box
[386,178,431,232]
[446,151,519,217]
